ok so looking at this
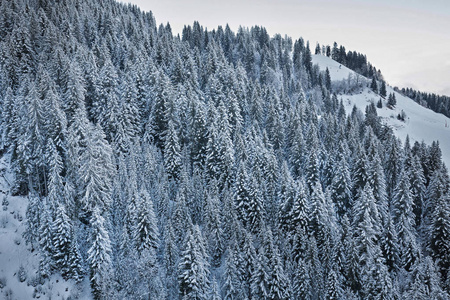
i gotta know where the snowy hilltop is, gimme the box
[313,54,450,167]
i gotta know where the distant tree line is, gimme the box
[396,87,450,118]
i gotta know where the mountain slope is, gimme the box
[313,54,450,167]
[0,155,89,299]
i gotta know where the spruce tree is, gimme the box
[380,80,387,98]
[133,188,159,255]
[370,77,378,94]
[431,194,450,284]
[178,225,211,300]
[88,207,112,300]
[392,170,419,271]
[52,203,72,279]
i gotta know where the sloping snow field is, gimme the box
[313,54,450,167]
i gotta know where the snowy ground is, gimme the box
[0,155,88,300]
[313,54,450,167]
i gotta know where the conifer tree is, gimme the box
[251,247,270,299]
[431,193,450,284]
[178,225,211,300]
[133,188,159,255]
[331,144,352,216]
[393,170,419,271]
[78,124,115,215]
[88,207,112,300]
[24,192,43,251]
[222,246,242,300]
[381,213,400,272]
[164,118,182,181]
[380,80,387,98]
[264,229,290,300]
[406,256,449,299]
[52,203,72,279]
[204,193,224,267]
[387,93,397,107]
[68,232,84,282]
[305,124,320,193]
[370,77,378,94]
[38,204,54,279]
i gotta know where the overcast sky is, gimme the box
[122,0,450,96]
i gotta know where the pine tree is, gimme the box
[330,144,352,216]
[204,193,224,267]
[431,193,450,284]
[23,193,43,251]
[52,203,72,279]
[352,183,382,285]
[387,93,397,107]
[38,203,54,279]
[293,257,312,299]
[264,230,290,300]
[352,145,370,199]
[78,124,115,215]
[278,163,298,233]
[325,269,343,300]
[222,246,240,300]
[410,155,426,228]
[291,181,310,234]
[46,139,65,210]
[133,188,159,255]
[392,170,419,271]
[370,77,378,94]
[164,118,182,181]
[63,60,86,124]
[406,257,449,299]
[68,232,84,282]
[178,225,211,300]
[88,207,112,300]
[325,67,331,90]
[235,163,265,233]
[376,98,383,109]
[381,213,400,272]
[251,247,270,299]
[380,80,387,98]
[305,124,321,193]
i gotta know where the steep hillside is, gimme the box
[0,0,449,299]
[313,54,450,167]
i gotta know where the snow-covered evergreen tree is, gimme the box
[88,207,112,300]
[178,225,211,300]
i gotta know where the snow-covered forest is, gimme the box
[0,0,449,299]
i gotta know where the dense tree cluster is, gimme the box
[0,0,449,299]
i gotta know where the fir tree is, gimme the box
[387,93,397,107]
[392,170,419,271]
[431,193,450,284]
[88,207,112,300]
[380,80,387,98]
[52,203,72,279]
[178,225,211,300]
[164,118,182,181]
[370,77,378,94]
[133,188,159,255]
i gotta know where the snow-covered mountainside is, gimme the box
[2,0,450,298]
[313,54,450,167]
[0,155,89,299]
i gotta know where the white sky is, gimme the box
[122,0,450,96]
